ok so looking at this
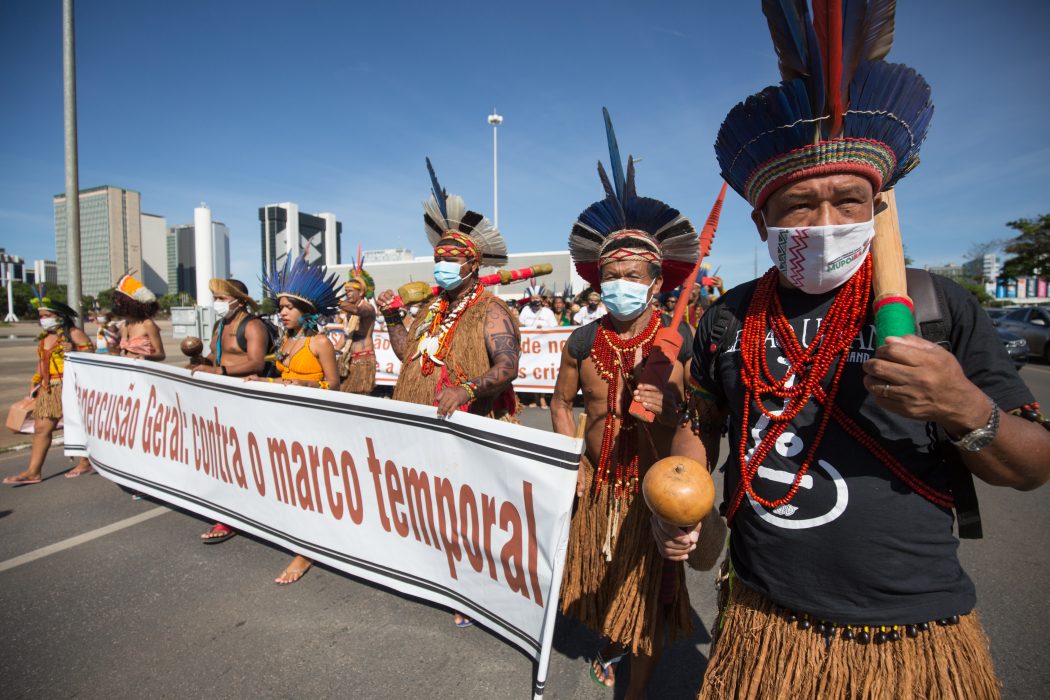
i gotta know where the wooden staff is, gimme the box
[628,183,727,422]
[870,189,916,346]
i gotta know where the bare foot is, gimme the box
[65,464,95,478]
[200,523,236,543]
[3,472,43,486]
[590,644,625,689]
[275,555,312,584]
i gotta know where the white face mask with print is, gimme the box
[764,215,875,294]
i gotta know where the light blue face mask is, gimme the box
[433,260,466,289]
[600,279,654,320]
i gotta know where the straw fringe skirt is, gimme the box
[699,580,1000,700]
[560,456,692,656]
[340,357,376,394]
[35,379,64,420]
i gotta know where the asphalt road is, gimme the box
[1,367,1049,699]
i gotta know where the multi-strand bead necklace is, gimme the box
[589,309,662,500]
[413,282,484,377]
[726,256,952,525]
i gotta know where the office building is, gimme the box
[141,212,169,296]
[925,263,965,282]
[166,221,231,299]
[34,259,58,285]
[54,185,142,298]
[259,203,341,279]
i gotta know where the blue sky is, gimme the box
[2,1,1048,294]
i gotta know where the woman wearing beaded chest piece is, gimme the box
[550,110,721,698]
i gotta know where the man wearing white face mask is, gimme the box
[653,4,1050,698]
[191,278,270,545]
[551,111,711,697]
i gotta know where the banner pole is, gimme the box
[533,413,586,699]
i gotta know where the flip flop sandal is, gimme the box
[589,650,625,690]
[65,467,95,479]
[3,474,43,486]
[274,565,311,585]
[454,616,474,628]
[201,523,237,545]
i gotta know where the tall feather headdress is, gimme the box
[422,158,508,267]
[716,0,933,209]
[569,108,699,292]
[345,244,375,299]
[262,253,342,315]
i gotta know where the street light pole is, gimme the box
[487,110,503,228]
[62,0,83,326]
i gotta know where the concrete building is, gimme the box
[34,259,58,285]
[140,212,169,296]
[926,263,966,282]
[362,248,414,264]
[259,203,341,279]
[963,253,999,294]
[328,249,586,301]
[166,221,230,300]
[0,249,27,283]
[54,185,142,298]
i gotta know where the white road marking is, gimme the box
[0,507,168,574]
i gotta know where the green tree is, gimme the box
[959,279,992,304]
[157,292,194,312]
[1000,214,1050,278]
[258,297,276,315]
[95,287,116,311]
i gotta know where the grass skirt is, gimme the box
[699,580,1000,700]
[560,456,692,656]
[35,379,64,420]
[340,358,376,394]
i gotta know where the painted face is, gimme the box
[278,296,303,330]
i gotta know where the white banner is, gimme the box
[62,353,582,697]
[373,326,575,394]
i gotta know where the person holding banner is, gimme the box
[654,3,1050,698]
[551,111,706,696]
[377,159,519,424]
[337,267,378,395]
[256,254,343,584]
[192,278,269,545]
[376,159,520,627]
[4,291,94,485]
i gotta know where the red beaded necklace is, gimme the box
[726,256,953,525]
[589,309,662,500]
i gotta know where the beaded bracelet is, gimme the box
[461,381,478,402]
[382,309,403,325]
[318,380,330,390]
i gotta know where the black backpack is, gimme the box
[705,269,982,539]
[214,314,282,378]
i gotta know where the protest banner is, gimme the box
[374,327,574,393]
[62,353,582,698]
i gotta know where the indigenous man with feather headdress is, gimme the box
[337,262,378,394]
[551,111,720,697]
[653,3,1050,698]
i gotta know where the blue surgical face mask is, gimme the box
[433,260,466,289]
[600,279,655,320]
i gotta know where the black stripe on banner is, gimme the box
[89,456,542,655]
[67,355,580,470]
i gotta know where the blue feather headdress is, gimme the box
[715,0,933,208]
[262,254,342,328]
[569,108,699,293]
[422,158,508,267]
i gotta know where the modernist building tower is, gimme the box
[54,185,143,298]
[259,203,341,279]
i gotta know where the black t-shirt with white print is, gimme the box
[693,274,1033,626]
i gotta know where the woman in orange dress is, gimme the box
[251,255,341,584]
[112,274,166,361]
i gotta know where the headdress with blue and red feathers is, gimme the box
[263,253,342,327]
[716,0,933,209]
[569,108,699,293]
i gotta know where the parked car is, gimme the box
[996,307,1050,362]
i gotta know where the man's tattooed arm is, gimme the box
[470,302,521,398]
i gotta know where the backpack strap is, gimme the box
[567,321,600,362]
[906,268,981,539]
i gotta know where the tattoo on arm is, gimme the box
[469,304,521,398]
[388,321,410,361]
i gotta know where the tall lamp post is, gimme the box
[487,110,503,228]
[63,0,83,325]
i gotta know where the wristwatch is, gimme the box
[950,400,1000,452]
